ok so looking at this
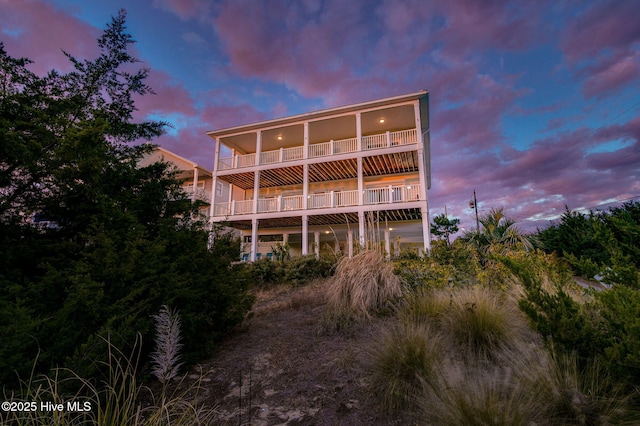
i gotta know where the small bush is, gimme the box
[367,322,443,413]
[327,250,402,318]
[283,254,335,286]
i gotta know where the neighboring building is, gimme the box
[207,91,432,261]
[139,146,228,216]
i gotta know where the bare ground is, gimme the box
[182,279,407,425]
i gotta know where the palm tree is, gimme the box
[463,208,534,254]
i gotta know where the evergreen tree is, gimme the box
[0,11,253,390]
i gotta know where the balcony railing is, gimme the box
[212,185,420,216]
[217,129,416,171]
[184,187,210,203]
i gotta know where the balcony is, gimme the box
[212,184,421,217]
[184,186,211,203]
[217,129,417,171]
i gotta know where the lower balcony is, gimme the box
[213,184,421,216]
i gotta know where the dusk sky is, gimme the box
[2,0,639,233]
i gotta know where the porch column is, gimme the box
[283,233,289,244]
[209,176,217,217]
[358,211,366,249]
[334,237,340,255]
[210,140,221,218]
[250,218,258,262]
[384,229,391,259]
[347,230,353,258]
[314,231,320,258]
[192,167,199,202]
[422,206,431,252]
[356,112,362,151]
[303,164,309,210]
[302,215,309,256]
[357,157,364,206]
[253,132,262,214]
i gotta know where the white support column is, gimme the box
[210,140,221,218]
[334,237,340,255]
[358,211,366,249]
[191,167,199,202]
[283,233,289,244]
[302,215,309,256]
[347,230,353,258]
[422,205,431,252]
[250,218,258,262]
[253,132,262,214]
[314,231,320,258]
[384,229,391,259]
[303,164,309,210]
[356,112,362,151]
[209,176,218,218]
[303,122,309,159]
[357,157,364,206]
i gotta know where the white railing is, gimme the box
[363,184,421,205]
[212,185,421,217]
[236,153,256,168]
[184,187,210,203]
[214,202,231,216]
[391,129,417,146]
[257,198,278,212]
[218,157,233,171]
[260,150,280,165]
[308,193,333,209]
[362,133,387,150]
[234,199,254,215]
[334,137,357,154]
[281,195,303,210]
[309,142,331,158]
[283,146,304,161]
[217,130,417,170]
[335,189,358,207]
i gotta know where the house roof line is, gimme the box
[206,90,428,139]
[155,146,212,175]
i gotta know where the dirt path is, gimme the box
[189,280,405,425]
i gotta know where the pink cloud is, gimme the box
[581,52,640,99]
[0,0,100,75]
[152,0,212,21]
[559,1,640,98]
[560,1,640,66]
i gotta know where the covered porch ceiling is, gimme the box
[218,151,420,190]
[226,208,422,230]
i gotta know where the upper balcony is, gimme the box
[216,129,417,172]
[212,184,422,217]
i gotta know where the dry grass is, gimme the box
[326,250,402,319]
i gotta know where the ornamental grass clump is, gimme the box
[366,322,444,413]
[326,250,402,318]
[440,286,522,359]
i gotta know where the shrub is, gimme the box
[283,254,335,286]
[327,250,402,318]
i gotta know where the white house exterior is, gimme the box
[139,146,228,216]
[207,91,432,261]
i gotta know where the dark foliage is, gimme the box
[0,12,253,391]
[537,203,640,286]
